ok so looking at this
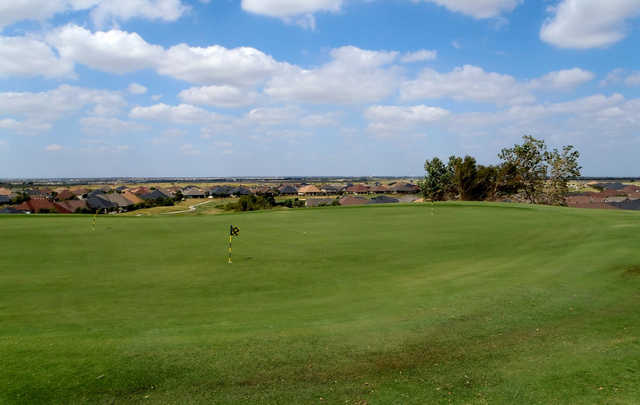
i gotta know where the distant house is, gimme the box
[87,189,106,198]
[115,186,128,192]
[54,200,88,214]
[122,191,144,205]
[0,195,11,205]
[370,185,389,194]
[140,189,172,201]
[86,196,119,212]
[103,193,136,209]
[131,187,151,196]
[0,207,28,214]
[370,195,399,204]
[231,187,251,196]
[321,185,341,195]
[305,198,336,207]
[298,185,322,196]
[0,187,11,196]
[71,188,90,198]
[55,190,76,201]
[345,184,370,194]
[209,186,234,197]
[390,182,420,194]
[339,196,370,206]
[15,199,57,213]
[183,188,207,199]
[278,185,298,195]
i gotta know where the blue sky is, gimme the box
[1,0,640,178]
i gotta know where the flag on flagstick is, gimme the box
[228,225,240,264]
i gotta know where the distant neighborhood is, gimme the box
[0,182,421,214]
[566,182,640,210]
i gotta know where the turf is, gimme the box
[1,203,639,404]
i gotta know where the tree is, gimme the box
[498,136,548,204]
[420,157,454,201]
[451,156,479,201]
[545,145,581,206]
[474,165,499,201]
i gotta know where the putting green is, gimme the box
[1,203,639,404]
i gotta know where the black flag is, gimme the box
[230,225,240,237]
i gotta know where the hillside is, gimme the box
[1,203,639,404]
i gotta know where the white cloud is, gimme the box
[266,46,399,104]
[130,103,224,124]
[0,36,73,78]
[47,25,163,74]
[400,49,437,63]
[415,0,522,19]
[528,68,595,91]
[159,43,285,86]
[90,0,188,27]
[540,0,640,49]
[626,72,640,87]
[45,144,64,151]
[80,116,147,135]
[401,65,534,105]
[246,106,301,126]
[178,85,258,108]
[0,85,126,134]
[128,83,148,95]
[241,0,342,29]
[299,112,341,127]
[0,0,188,31]
[365,104,450,134]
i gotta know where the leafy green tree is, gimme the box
[420,157,454,201]
[451,156,479,200]
[545,145,581,206]
[498,136,548,204]
[474,165,499,201]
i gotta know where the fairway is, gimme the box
[1,203,639,404]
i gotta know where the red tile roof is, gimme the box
[16,199,56,213]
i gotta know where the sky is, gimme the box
[1,0,640,178]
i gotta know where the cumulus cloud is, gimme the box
[0,85,126,134]
[241,0,342,29]
[0,36,74,78]
[158,44,285,86]
[128,83,148,95]
[365,104,450,134]
[528,68,595,91]
[401,65,534,105]
[80,116,148,135]
[46,25,164,74]
[0,0,188,31]
[400,49,438,63]
[415,0,522,19]
[540,0,640,49]
[130,103,224,125]
[178,85,259,108]
[266,46,400,104]
[246,106,301,126]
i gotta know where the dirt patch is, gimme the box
[623,266,640,277]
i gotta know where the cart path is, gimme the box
[160,200,216,215]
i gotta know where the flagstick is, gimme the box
[228,234,233,264]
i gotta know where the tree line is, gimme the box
[420,136,581,206]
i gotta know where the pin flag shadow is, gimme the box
[228,225,240,264]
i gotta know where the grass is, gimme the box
[1,202,639,404]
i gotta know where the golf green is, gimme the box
[1,203,639,404]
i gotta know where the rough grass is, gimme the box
[1,202,639,404]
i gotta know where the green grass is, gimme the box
[1,202,639,404]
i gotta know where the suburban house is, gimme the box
[370,185,389,194]
[183,188,207,199]
[370,195,399,204]
[122,191,144,205]
[390,183,421,194]
[140,189,172,201]
[210,186,234,197]
[339,196,371,206]
[86,196,119,212]
[15,199,57,213]
[55,190,76,201]
[278,185,298,195]
[345,184,370,194]
[298,185,323,196]
[54,200,88,214]
[305,198,336,207]
[321,185,341,195]
[231,186,251,196]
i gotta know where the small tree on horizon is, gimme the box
[420,157,453,201]
[545,145,581,206]
[498,135,548,204]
